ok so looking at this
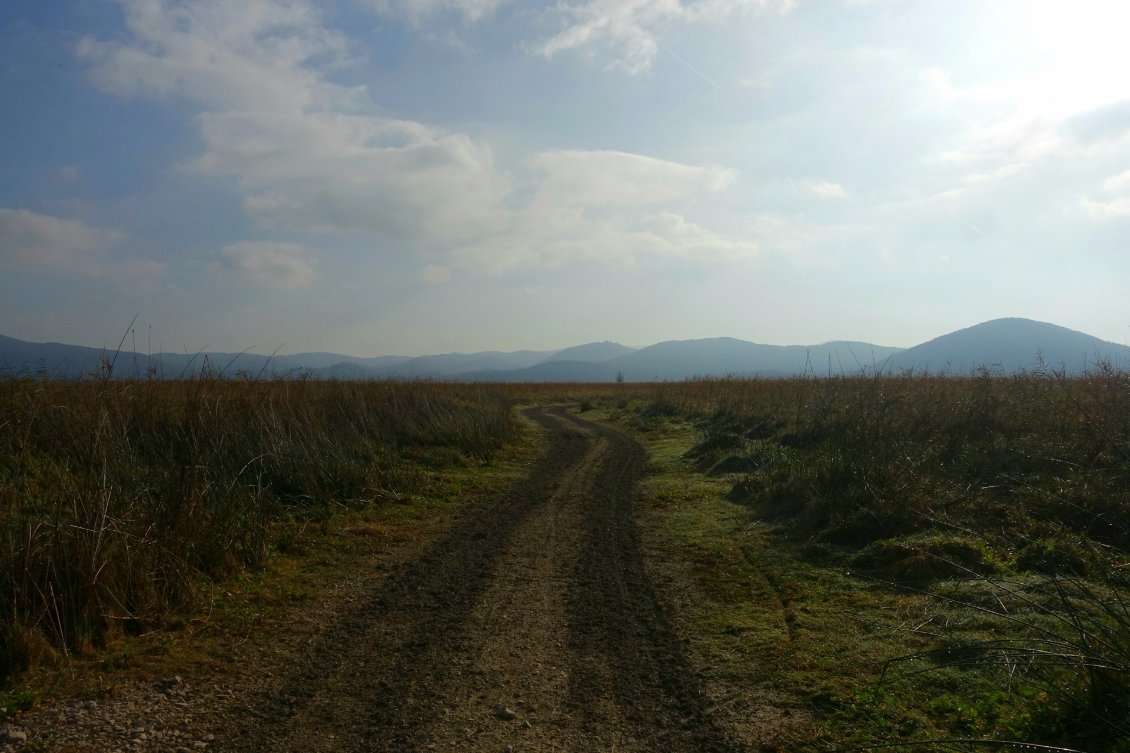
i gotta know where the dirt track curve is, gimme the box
[206,406,744,753]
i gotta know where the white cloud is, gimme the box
[533,0,796,73]
[421,264,451,284]
[216,241,317,288]
[80,0,508,242]
[0,208,160,280]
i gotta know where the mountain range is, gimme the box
[1,318,1127,381]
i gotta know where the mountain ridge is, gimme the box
[2,318,1126,381]
[541,341,638,364]
[880,318,1130,374]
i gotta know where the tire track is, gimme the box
[559,410,741,753]
[224,408,588,752]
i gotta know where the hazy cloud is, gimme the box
[638,211,759,259]
[794,179,846,199]
[0,207,161,280]
[80,0,509,242]
[0,207,121,269]
[456,205,757,272]
[532,150,734,207]
[1103,169,1130,193]
[361,0,508,24]
[78,0,350,112]
[1080,197,1130,218]
[935,117,1062,170]
[457,151,751,271]
[216,241,317,288]
[424,28,477,53]
[1064,100,1130,144]
[421,264,451,284]
[58,165,82,184]
[196,109,509,240]
[81,5,753,275]
[534,0,796,73]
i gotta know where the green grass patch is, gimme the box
[598,408,1116,751]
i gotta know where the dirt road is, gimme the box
[15,407,745,752]
[210,407,740,752]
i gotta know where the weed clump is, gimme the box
[850,534,1000,583]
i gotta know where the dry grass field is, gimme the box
[2,372,1128,751]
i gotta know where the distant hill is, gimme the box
[465,338,902,382]
[602,338,902,381]
[881,318,1130,374]
[378,350,554,379]
[289,352,414,370]
[0,333,109,378]
[3,318,1124,381]
[462,360,619,383]
[0,335,556,380]
[541,341,637,364]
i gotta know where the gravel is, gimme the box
[13,675,225,753]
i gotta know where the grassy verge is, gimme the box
[596,409,991,749]
[578,372,1130,751]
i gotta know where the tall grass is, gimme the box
[597,371,1128,551]
[0,377,516,681]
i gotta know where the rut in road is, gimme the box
[220,407,742,753]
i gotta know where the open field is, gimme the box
[1,373,1128,751]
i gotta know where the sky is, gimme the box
[1,0,1128,356]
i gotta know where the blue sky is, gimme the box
[1,0,1128,355]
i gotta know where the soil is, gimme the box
[13,408,747,752]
